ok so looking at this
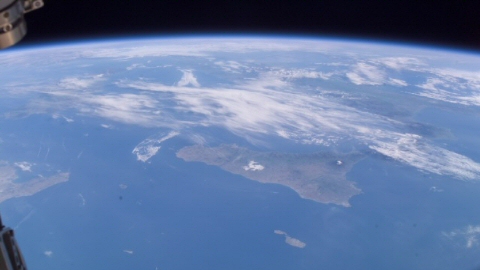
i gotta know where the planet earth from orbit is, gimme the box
[1,36,480,270]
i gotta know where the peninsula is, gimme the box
[0,162,69,203]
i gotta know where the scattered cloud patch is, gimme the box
[177,70,200,87]
[415,69,480,106]
[126,63,146,70]
[118,80,350,136]
[123,250,134,255]
[243,160,265,171]
[373,57,424,70]
[52,114,74,123]
[119,184,128,189]
[44,250,53,257]
[58,74,104,89]
[346,62,407,87]
[133,131,179,162]
[78,193,86,206]
[317,62,349,67]
[134,145,160,162]
[214,61,249,73]
[346,58,415,87]
[76,93,161,126]
[276,130,290,139]
[388,78,408,86]
[77,150,83,159]
[101,124,113,129]
[63,116,74,123]
[14,162,33,172]
[77,39,351,59]
[429,186,443,192]
[346,63,386,85]
[274,230,306,248]
[187,134,207,145]
[443,225,480,248]
[269,69,333,80]
[368,132,480,180]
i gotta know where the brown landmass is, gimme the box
[274,230,307,248]
[176,144,363,207]
[0,164,69,203]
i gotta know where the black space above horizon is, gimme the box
[18,0,480,51]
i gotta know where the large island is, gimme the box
[177,144,363,206]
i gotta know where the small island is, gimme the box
[176,144,363,207]
[274,230,307,248]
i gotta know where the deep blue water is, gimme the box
[0,116,313,269]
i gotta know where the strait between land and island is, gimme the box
[176,144,363,207]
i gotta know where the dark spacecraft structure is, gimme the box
[0,0,43,49]
[0,215,28,270]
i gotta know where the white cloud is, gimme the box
[30,90,167,127]
[243,160,265,171]
[177,70,200,87]
[317,62,349,67]
[9,39,480,182]
[77,39,347,59]
[368,132,480,180]
[269,69,333,80]
[78,193,86,206]
[126,63,146,70]
[14,162,33,172]
[52,114,74,123]
[214,61,249,73]
[443,225,480,248]
[276,130,290,139]
[415,69,480,106]
[429,186,443,192]
[133,131,179,162]
[373,57,424,70]
[417,77,444,91]
[346,62,407,87]
[101,124,113,129]
[116,76,480,180]
[58,74,104,89]
[78,93,161,127]
[346,62,386,85]
[134,145,160,162]
[388,78,408,86]
[343,58,480,104]
[44,250,53,257]
[63,116,74,123]
[118,80,345,136]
